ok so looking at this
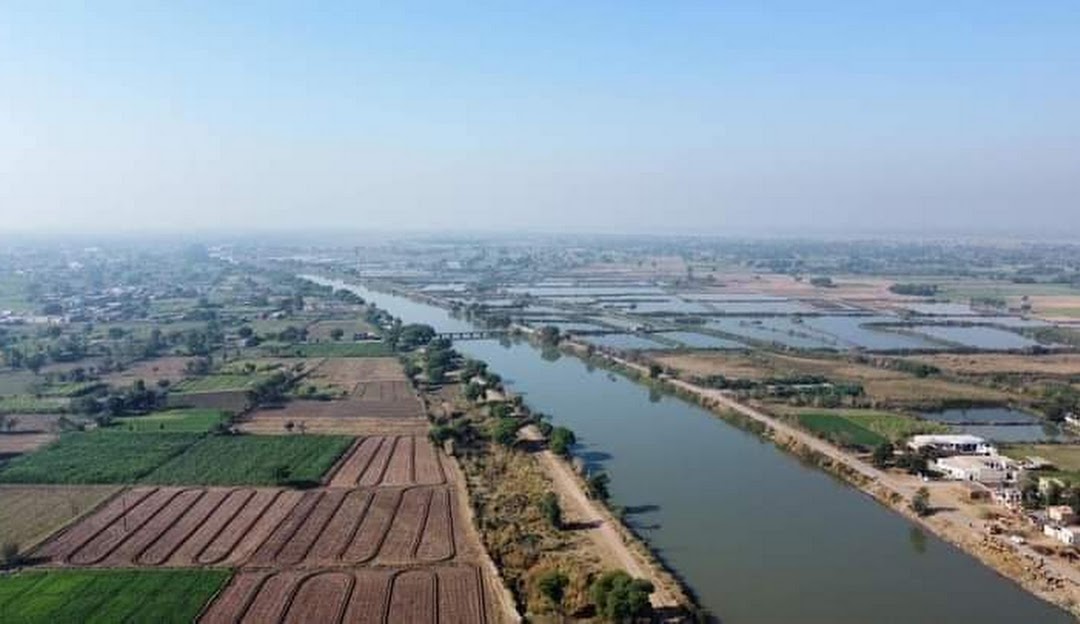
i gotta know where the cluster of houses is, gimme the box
[907,432,1080,547]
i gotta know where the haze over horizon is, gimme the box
[2,2,1078,236]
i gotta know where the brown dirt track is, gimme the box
[0,432,57,458]
[200,565,487,624]
[33,485,467,568]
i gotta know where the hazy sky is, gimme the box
[1,2,1078,236]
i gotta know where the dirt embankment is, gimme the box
[563,337,1080,619]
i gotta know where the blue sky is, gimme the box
[1,1,1078,235]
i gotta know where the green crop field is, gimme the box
[271,341,391,357]
[172,374,264,393]
[796,409,948,443]
[0,569,229,623]
[0,395,69,415]
[0,432,200,484]
[108,409,228,433]
[796,412,888,448]
[144,433,353,486]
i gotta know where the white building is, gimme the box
[932,455,1020,485]
[992,488,1022,509]
[1043,524,1080,546]
[1048,505,1076,524]
[908,434,996,456]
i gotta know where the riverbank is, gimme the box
[306,274,1076,622]
[566,340,1080,619]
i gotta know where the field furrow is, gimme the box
[437,566,485,624]
[198,571,270,624]
[413,439,445,485]
[248,490,322,565]
[341,488,400,563]
[34,487,155,561]
[99,488,205,565]
[238,570,307,624]
[416,487,454,562]
[341,569,393,624]
[357,437,395,486]
[138,488,231,565]
[379,487,429,563]
[275,489,349,565]
[382,436,414,486]
[170,488,258,565]
[328,436,383,487]
[68,488,182,565]
[387,570,436,623]
[211,489,304,565]
[281,571,354,624]
[308,489,373,563]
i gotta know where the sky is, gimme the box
[1,1,1078,237]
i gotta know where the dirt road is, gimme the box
[519,425,683,609]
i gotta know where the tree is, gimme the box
[911,487,931,517]
[493,417,519,446]
[538,325,560,346]
[1,541,21,567]
[589,571,654,622]
[587,471,611,502]
[648,363,662,379]
[536,569,569,614]
[549,426,576,457]
[539,492,562,529]
[464,382,484,402]
[871,442,894,469]
[330,327,345,341]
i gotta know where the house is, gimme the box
[932,455,1020,485]
[1064,413,1080,429]
[1043,524,1080,546]
[992,488,1023,509]
[908,434,996,456]
[1048,506,1076,524]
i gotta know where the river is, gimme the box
[310,277,1072,624]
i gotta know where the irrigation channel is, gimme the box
[310,277,1073,624]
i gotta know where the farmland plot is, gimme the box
[33,485,466,568]
[200,565,490,624]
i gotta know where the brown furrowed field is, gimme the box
[238,415,428,436]
[0,485,120,552]
[103,356,193,386]
[0,432,57,459]
[909,353,1080,377]
[200,565,489,624]
[33,484,465,568]
[328,436,445,487]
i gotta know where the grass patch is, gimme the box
[144,434,354,486]
[0,485,120,551]
[798,409,948,442]
[796,412,887,448]
[0,569,229,623]
[0,432,200,484]
[107,409,228,433]
[172,374,265,393]
[0,371,37,395]
[0,395,68,415]
[1002,444,1080,472]
[270,341,391,358]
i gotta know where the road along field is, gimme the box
[200,565,487,624]
[32,484,467,568]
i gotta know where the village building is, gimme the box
[908,434,996,456]
[932,455,1020,485]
